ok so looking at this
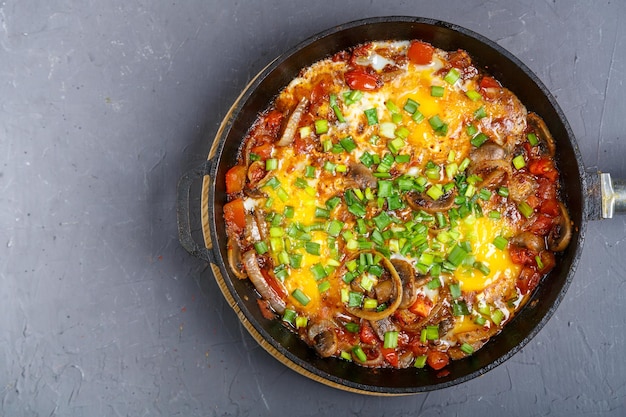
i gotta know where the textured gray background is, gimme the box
[1,0,625,416]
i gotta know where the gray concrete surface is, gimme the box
[1,0,625,415]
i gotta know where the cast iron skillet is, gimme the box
[177,17,626,395]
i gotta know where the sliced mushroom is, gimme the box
[345,252,403,321]
[242,250,286,314]
[276,97,308,147]
[527,112,556,157]
[346,162,378,190]
[510,231,546,253]
[390,259,418,309]
[369,316,399,341]
[470,141,507,164]
[547,202,572,252]
[447,326,499,360]
[406,189,456,213]
[307,320,339,358]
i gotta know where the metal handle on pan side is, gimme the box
[601,173,626,218]
[176,160,214,263]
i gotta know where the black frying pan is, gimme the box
[177,17,626,395]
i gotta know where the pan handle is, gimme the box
[600,173,626,218]
[176,160,214,263]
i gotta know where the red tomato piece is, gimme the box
[426,350,450,371]
[407,41,434,65]
[408,339,428,356]
[381,347,399,368]
[516,266,542,295]
[529,158,559,182]
[509,246,537,266]
[225,165,247,194]
[223,198,246,230]
[408,294,433,317]
[263,110,284,134]
[250,143,273,160]
[359,322,379,345]
[540,198,560,217]
[528,214,554,235]
[344,69,382,91]
[479,76,501,89]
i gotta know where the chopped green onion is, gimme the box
[460,343,474,355]
[310,263,327,280]
[425,325,439,340]
[395,154,411,164]
[497,186,509,197]
[475,316,487,326]
[290,253,303,269]
[283,206,295,218]
[478,188,492,201]
[363,298,378,310]
[412,110,425,123]
[474,106,487,120]
[305,165,316,178]
[254,241,268,255]
[383,331,399,349]
[535,255,544,269]
[373,211,393,230]
[326,219,344,237]
[360,152,374,168]
[385,100,401,114]
[458,157,471,172]
[345,322,360,333]
[471,132,489,148]
[512,154,526,170]
[488,210,501,219]
[444,68,461,85]
[325,196,341,210]
[403,98,419,114]
[317,280,331,293]
[292,289,310,306]
[492,236,508,250]
[329,94,346,123]
[518,201,534,219]
[340,136,357,153]
[364,108,378,125]
[427,278,441,289]
[452,300,470,316]
[352,345,367,362]
[491,309,504,325]
[431,85,445,97]
[426,185,444,201]
[315,119,328,134]
[474,261,491,276]
[414,355,427,368]
[249,152,260,162]
[466,90,482,101]
[447,244,468,267]
[314,207,330,219]
[282,308,296,324]
[265,158,278,171]
[305,241,321,256]
[276,187,289,202]
[388,137,406,154]
[395,126,410,139]
[527,132,539,146]
[449,283,461,299]
[348,291,364,308]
